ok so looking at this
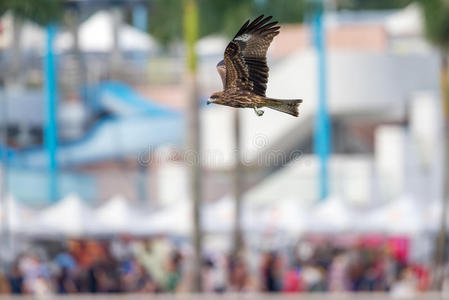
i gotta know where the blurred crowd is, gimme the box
[0,236,432,295]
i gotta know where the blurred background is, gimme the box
[0,0,448,298]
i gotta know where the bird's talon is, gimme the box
[254,108,264,116]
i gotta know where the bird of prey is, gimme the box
[207,15,302,117]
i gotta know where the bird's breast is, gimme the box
[223,91,261,108]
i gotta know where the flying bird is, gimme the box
[207,15,302,117]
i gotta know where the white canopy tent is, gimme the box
[385,4,423,36]
[243,197,308,234]
[0,192,435,237]
[1,10,157,54]
[363,196,425,235]
[202,196,308,235]
[423,198,445,232]
[56,11,158,53]
[274,198,308,233]
[35,194,94,236]
[0,195,37,233]
[0,13,46,53]
[202,196,234,233]
[92,195,145,234]
[307,196,355,232]
[146,200,191,235]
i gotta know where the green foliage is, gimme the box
[197,0,253,38]
[197,0,305,38]
[253,0,305,24]
[416,0,449,50]
[148,0,414,46]
[337,0,412,10]
[0,0,61,25]
[148,0,305,46]
[147,0,184,46]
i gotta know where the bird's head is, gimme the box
[207,91,224,105]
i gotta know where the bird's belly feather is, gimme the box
[222,93,265,108]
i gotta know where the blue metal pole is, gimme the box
[44,24,59,203]
[132,4,147,31]
[312,2,331,201]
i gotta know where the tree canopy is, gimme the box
[147,0,413,46]
[416,0,449,51]
[335,0,412,10]
[0,0,415,45]
[0,0,61,25]
[148,0,306,47]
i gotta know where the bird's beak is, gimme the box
[207,99,212,105]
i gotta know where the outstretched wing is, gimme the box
[223,15,280,96]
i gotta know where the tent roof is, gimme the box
[92,195,144,234]
[147,200,191,235]
[364,196,424,234]
[308,196,354,232]
[0,194,37,232]
[36,194,93,235]
[0,13,46,53]
[385,4,423,36]
[56,10,157,53]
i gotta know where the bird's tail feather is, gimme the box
[264,98,302,117]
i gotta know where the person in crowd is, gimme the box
[261,252,282,292]
[56,267,78,294]
[228,254,253,292]
[54,249,78,294]
[19,253,52,294]
[0,236,438,295]
[0,271,11,294]
[327,250,350,292]
[134,239,171,288]
[86,262,98,293]
[135,264,159,293]
[282,259,304,293]
[390,267,418,298]
[302,262,326,292]
[8,262,23,294]
[202,254,227,293]
[165,250,182,292]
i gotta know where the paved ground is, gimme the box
[0,293,445,300]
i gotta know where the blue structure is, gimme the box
[132,4,148,32]
[44,24,59,203]
[90,81,179,117]
[312,2,331,201]
[5,81,183,205]
[0,80,183,205]
[12,81,183,169]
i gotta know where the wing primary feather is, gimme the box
[255,16,273,28]
[234,15,278,39]
[257,22,279,34]
[224,15,280,97]
[247,15,266,30]
[234,20,250,38]
[244,15,265,33]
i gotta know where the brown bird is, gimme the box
[207,15,302,117]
